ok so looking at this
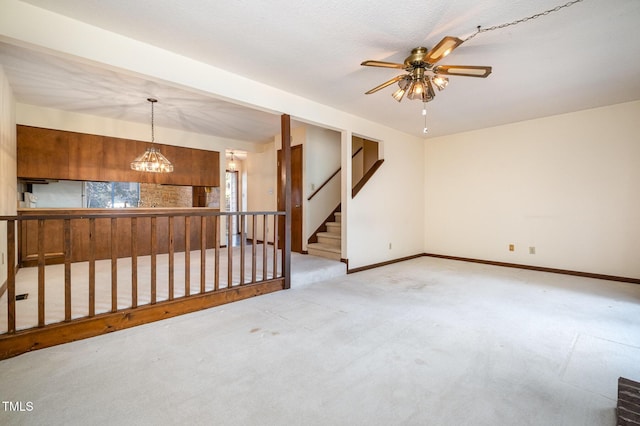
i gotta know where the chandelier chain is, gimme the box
[463,0,585,42]
[150,101,155,143]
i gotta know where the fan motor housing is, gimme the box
[404,47,428,68]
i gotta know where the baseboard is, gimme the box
[423,253,640,284]
[345,254,423,274]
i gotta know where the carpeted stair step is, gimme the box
[317,231,340,247]
[307,242,341,261]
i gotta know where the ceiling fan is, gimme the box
[361,36,492,103]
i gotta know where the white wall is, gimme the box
[246,142,277,242]
[345,130,425,270]
[0,66,17,285]
[425,101,640,279]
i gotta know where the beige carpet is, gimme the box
[0,246,346,332]
[1,256,639,425]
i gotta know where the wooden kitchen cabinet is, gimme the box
[17,125,220,187]
[17,126,70,179]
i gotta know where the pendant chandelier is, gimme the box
[130,98,174,173]
[228,152,237,171]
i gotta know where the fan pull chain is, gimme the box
[463,0,585,42]
[422,102,428,134]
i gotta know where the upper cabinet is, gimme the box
[17,126,70,178]
[17,125,220,187]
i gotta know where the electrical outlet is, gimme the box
[388,243,392,250]
[509,244,514,252]
[529,246,536,255]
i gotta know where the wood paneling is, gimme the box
[18,208,219,266]
[68,132,103,181]
[191,148,217,186]
[17,125,220,187]
[101,136,142,183]
[160,144,193,185]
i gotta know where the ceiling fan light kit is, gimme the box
[361,36,492,131]
[361,36,492,105]
[360,0,585,134]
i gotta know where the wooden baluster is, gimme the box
[89,218,96,317]
[168,216,175,300]
[151,216,157,304]
[111,218,118,313]
[227,213,233,288]
[64,219,72,321]
[7,219,16,334]
[214,215,220,291]
[281,212,289,287]
[37,219,45,327]
[262,214,268,281]
[184,216,190,297]
[240,215,245,285]
[200,216,206,293]
[131,217,138,308]
[252,214,257,283]
[273,214,279,279]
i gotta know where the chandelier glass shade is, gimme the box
[392,69,447,103]
[130,98,174,173]
[130,147,174,173]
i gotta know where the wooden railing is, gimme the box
[0,208,288,359]
[307,147,363,201]
[307,146,383,201]
[351,159,384,198]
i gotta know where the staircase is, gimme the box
[307,211,341,261]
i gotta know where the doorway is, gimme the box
[277,144,303,253]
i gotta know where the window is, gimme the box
[84,181,140,208]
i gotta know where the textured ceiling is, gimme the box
[0,43,283,143]
[3,0,640,141]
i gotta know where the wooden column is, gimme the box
[281,114,292,289]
